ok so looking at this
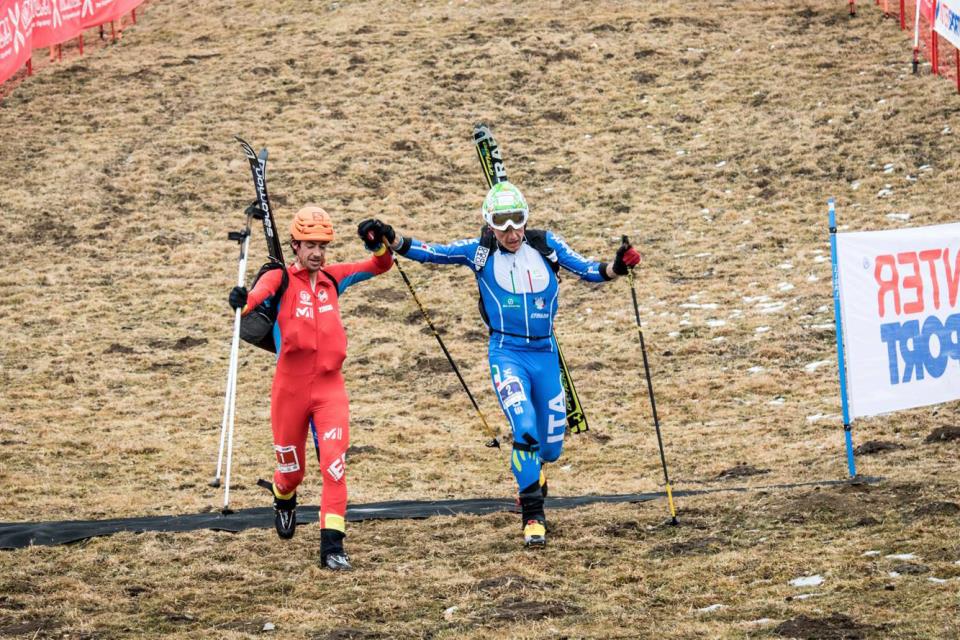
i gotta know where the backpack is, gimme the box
[240,263,340,353]
[474,226,559,336]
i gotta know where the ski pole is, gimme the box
[211,215,254,488]
[216,215,253,512]
[393,257,501,448]
[623,235,678,525]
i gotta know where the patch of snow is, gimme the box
[807,274,819,282]
[748,366,765,374]
[263,623,276,632]
[778,262,793,270]
[793,592,825,600]
[813,255,828,263]
[697,604,725,613]
[885,553,917,561]
[712,337,726,342]
[677,149,686,156]
[755,326,770,333]
[942,126,951,135]
[757,302,786,314]
[789,575,825,588]
[743,295,770,303]
[889,571,901,578]
[850,180,860,190]
[694,252,713,258]
[863,550,881,557]
[715,161,727,168]
[919,164,932,172]
[928,577,948,584]
[805,360,832,373]
[810,323,834,330]
[747,618,775,626]
[778,282,795,292]
[906,175,917,182]
[668,331,680,338]
[443,606,458,620]
[886,212,910,221]
[769,397,785,405]
[706,319,726,328]
[883,163,895,173]
[877,188,893,198]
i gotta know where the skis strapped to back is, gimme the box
[236,136,285,265]
[471,122,589,434]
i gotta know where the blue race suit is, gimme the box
[398,231,610,496]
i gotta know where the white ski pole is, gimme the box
[222,230,251,512]
[212,219,252,488]
[209,345,237,488]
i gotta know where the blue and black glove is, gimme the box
[229,286,248,311]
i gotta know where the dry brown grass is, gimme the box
[2,0,960,637]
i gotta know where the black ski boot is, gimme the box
[320,529,352,571]
[519,481,547,547]
[257,479,297,540]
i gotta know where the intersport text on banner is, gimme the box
[836,222,960,418]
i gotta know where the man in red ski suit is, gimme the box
[229,205,392,570]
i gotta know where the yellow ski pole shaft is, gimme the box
[393,257,501,448]
[623,236,678,525]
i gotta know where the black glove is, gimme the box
[612,243,642,276]
[229,286,248,310]
[357,219,396,250]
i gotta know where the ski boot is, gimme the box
[320,529,352,571]
[257,479,297,540]
[523,517,547,547]
[518,480,547,547]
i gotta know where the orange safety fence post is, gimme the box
[850,0,857,16]
[27,58,32,76]
[78,34,84,55]
[900,0,906,29]
[132,9,137,24]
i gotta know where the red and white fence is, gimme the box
[1,0,146,89]
[853,0,960,91]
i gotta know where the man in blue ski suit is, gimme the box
[359,181,640,546]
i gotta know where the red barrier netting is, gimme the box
[1,0,147,97]
[851,0,960,91]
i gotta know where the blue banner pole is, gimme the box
[828,198,857,478]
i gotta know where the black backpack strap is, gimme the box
[524,229,560,274]
[317,268,339,297]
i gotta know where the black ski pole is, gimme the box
[393,257,501,448]
[623,235,678,525]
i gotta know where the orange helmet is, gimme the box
[290,205,335,242]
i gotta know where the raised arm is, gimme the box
[548,231,641,283]
[359,218,480,268]
[323,243,393,296]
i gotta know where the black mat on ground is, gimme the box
[0,476,881,549]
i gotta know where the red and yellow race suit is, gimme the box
[243,249,392,533]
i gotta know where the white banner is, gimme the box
[935,0,960,50]
[836,222,960,418]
